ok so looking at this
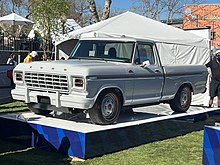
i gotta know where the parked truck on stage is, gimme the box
[11,37,208,125]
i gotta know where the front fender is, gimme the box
[93,85,126,106]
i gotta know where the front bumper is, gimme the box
[11,87,95,110]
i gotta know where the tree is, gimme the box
[162,0,207,23]
[131,0,207,23]
[67,0,112,27]
[29,0,70,60]
[88,0,112,23]
[0,0,29,16]
[11,0,22,13]
[68,0,90,27]
[131,0,165,20]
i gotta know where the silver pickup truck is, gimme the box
[0,64,15,104]
[12,37,208,124]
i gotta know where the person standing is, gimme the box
[23,51,38,62]
[206,50,220,108]
[7,53,16,65]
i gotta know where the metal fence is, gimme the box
[0,33,55,63]
[0,33,54,52]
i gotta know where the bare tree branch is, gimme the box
[131,0,207,23]
[101,0,111,21]
[88,0,100,23]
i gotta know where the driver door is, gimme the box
[132,42,164,104]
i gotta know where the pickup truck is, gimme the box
[0,64,15,105]
[11,37,208,125]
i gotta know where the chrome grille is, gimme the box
[25,72,69,92]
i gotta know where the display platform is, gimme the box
[203,125,220,165]
[0,104,219,159]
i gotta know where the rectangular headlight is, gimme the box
[71,76,85,90]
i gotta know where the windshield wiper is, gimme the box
[72,56,130,63]
[73,56,107,61]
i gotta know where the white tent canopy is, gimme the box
[0,12,34,26]
[57,11,210,65]
[67,11,208,48]
[0,12,34,37]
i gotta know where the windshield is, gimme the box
[69,40,135,63]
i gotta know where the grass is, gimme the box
[0,101,28,113]
[0,101,218,165]
[0,131,205,165]
[0,140,70,165]
[73,131,204,165]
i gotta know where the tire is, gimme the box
[89,90,121,125]
[27,103,52,115]
[169,85,192,112]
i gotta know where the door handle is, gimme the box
[155,69,160,73]
[128,69,134,73]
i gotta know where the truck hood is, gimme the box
[14,59,131,76]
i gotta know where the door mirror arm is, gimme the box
[140,60,150,68]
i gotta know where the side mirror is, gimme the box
[140,60,150,68]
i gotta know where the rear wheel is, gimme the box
[27,103,52,115]
[170,85,192,112]
[89,90,121,125]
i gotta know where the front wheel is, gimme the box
[169,85,192,112]
[89,90,121,125]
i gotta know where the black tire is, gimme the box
[169,85,192,112]
[89,90,121,125]
[27,103,52,115]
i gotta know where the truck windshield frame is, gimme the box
[69,40,135,63]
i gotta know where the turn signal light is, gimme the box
[7,70,13,79]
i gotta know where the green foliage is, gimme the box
[0,140,70,165]
[0,101,27,113]
[29,0,70,40]
[71,131,203,165]
[0,131,204,165]
[29,0,70,60]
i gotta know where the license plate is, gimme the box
[38,96,50,104]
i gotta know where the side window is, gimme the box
[136,44,155,65]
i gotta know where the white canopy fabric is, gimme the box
[0,13,34,37]
[0,13,34,26]
[66,11,208,47]
[57,11,210,65]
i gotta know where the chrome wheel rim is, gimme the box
[101,94,115,118]
[180,88,189,107]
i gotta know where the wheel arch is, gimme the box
[171,82,194,100]
[179,82,194,94]
[94,86,125,106]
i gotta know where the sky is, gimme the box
[98,0,220,11]
[97,0,220,20]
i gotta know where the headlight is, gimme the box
[71,76,85,90]
[14,71,23,84]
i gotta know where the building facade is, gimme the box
[183,4,220,46]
